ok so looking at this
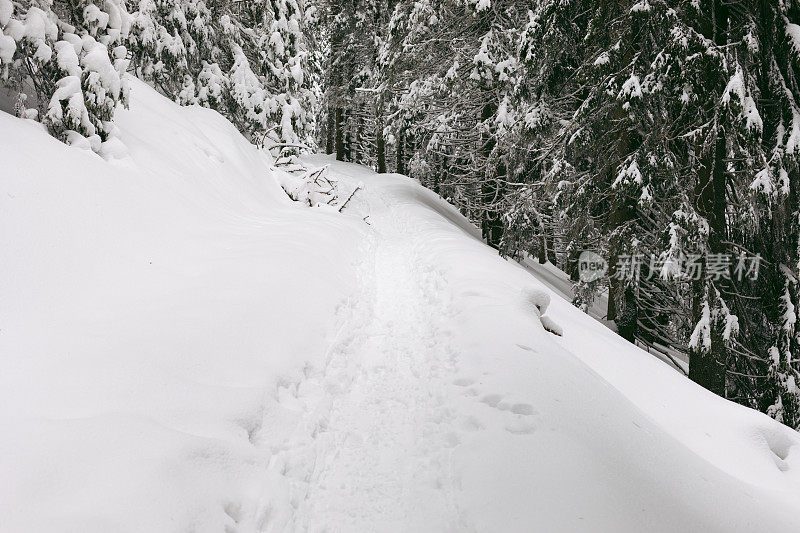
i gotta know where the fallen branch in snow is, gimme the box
[277,164,339,207]
[338,185,362,212]
[269,142,312,152]
[256,125,281,150]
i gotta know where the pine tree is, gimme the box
[1,0,130,154]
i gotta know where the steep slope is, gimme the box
[2,79,800,532]
[0,78,368,532]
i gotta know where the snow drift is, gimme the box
[2,77,800,532]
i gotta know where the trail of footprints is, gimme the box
[452,376,540,436]
[220,219,541,531]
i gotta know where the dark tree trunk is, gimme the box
[325,106,335,155]
[607,270,618,322]
[396,129,406,175]
[546,226,557,264]
[481,168,504,248]
[689,0,729,398]
[345,109,353,162]
[355,111,363,164]
[606,104,637,337]
[335,107,345,161]
[538,234,547,264]
[616,286,638,343]
[689,133,728,397]
[376,117,386,173]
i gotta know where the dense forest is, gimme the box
[3,0,800,428]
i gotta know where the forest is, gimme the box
[2,0,800,429]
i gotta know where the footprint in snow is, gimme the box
[510,403,536,416]
[480,394,504,408]
[505,419,537,435]
[459,415,484,432]
[452,377,474,387]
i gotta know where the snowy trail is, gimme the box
[298,214,463,531]
[246,175,470,531]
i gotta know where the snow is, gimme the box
[0,29,15,64]
[751,166,776,197]
[494,96,512,132]
[0,0,12,27]
[80,37,125,97]
[689,301,712,351]
[471,31,493,81]
[619,73,642,99]
[22,7,56,42]
[722,67,763,133]
[787,21,800,56]
[612,157,643,188]
[786,109,800,154]
[3,17,23,42]
[46,74,86,125]
[473,0,491,12]
[33,39,51,62]
[83,4,110,34]
[55,39,81,76]
[3,78,800,531]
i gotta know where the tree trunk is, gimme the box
[690,134,729,396]
[335,107,345,161]
[355,110,363,164]
[537,234,547,264]
[376,123,386,173]
[396,129,406,175]
[689,0,729,397]
[345,109,353,162]
[607,271,618,322]
[546,226,557,264]
[376,100,386,173]
[325,106,335,155]
[479,100,504,249]
[481,170,504,248]
[606,112,636,337]
[617,285,638,343]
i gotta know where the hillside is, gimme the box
[2,78,800,532]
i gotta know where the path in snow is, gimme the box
[298,211,464,531]
[236,174,471,532]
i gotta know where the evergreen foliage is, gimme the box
[4,0,800,428]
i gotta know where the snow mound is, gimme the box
[524,286,551,315]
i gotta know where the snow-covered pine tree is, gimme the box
[301,0,327,147]
[514,1,692,346]
[362,0,529,247]
[738,0,800,426]
[319,0,800,426]
[501,0,589,269]
[127,0,215,96]
[260,0,315,149]
[1,0,130,154]
[322,0,391,166]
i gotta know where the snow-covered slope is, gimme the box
[2,79,800,532]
